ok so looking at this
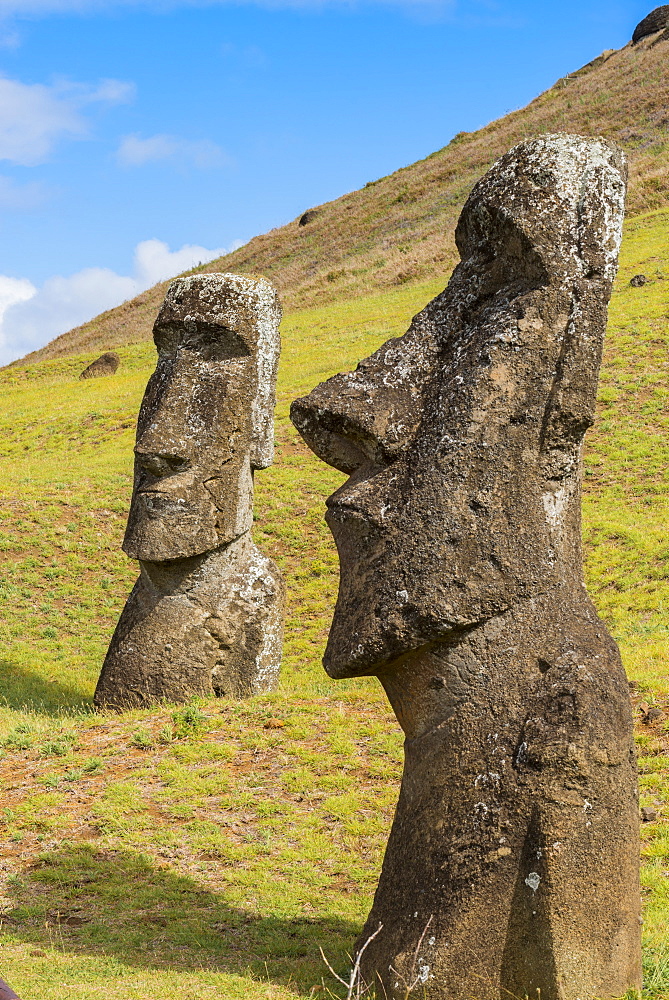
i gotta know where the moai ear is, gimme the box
[452,135,627,482]
[536,144,627,480]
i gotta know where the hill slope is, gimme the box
[19,25,669,365]
[0,211,666,998]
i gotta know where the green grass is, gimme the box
[0,216,667,997]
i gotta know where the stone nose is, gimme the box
[134,358,205,468]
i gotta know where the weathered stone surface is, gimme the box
[632,6,669,43]
[79,352,120,379]
[95,273,284,709]
[97,535,283,706]
[291,135,641,1000]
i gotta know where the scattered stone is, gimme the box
[641,806,658,822]
[632,6,669,44]
[298,209,320,226]
[292,135,640,1000]
[47,912,88,926]
[95,274,284,710]
[630,274,647,287]
[79,352,120,379]
[645,707,664,723]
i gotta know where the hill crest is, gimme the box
[16,25,669,366]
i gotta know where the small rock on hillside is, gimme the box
[298,209,320,227]
[79,352,120,379]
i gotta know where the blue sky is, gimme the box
[0,0,656,362]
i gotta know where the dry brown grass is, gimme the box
[18,31,669,365]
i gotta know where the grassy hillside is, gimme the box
[18,27,669,368]
[0,211,666,998]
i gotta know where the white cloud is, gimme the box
[117,133,228,169]
[0,74,134,166]
[0,238,236,365]
[132,238,231,284]
[88,78,135,103]
[0,275,36,322]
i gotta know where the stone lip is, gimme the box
[632,5,669,43]
[291,134,627,679]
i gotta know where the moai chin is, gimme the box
[95,273,284,710]
[291,136,641,1000]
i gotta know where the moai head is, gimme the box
[291,135,626,680]
[124,273,281,562]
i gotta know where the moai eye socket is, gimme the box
[154,321,252,362]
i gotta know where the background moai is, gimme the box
[95,273,284,710]
[79,352,120,379]
[291,135,641,1000]
[632,5,669,44]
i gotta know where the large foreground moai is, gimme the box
[291,136,641,1000]
[95,274,284,710]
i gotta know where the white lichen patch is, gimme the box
[542,486,569,527]
[525,872,541,893]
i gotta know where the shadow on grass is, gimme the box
[2,843,359,997]
[0,660,93,716]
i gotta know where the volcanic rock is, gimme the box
[291,134,641,1000]
[632,6,669,44]
[79,352,120,379]
[95,273,284,709]
[298,209,320,226]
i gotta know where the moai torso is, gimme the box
[291,136,641,1000]
[95,273,284,709]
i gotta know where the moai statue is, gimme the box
[291,136,641,1000]
[95,274,284,710]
